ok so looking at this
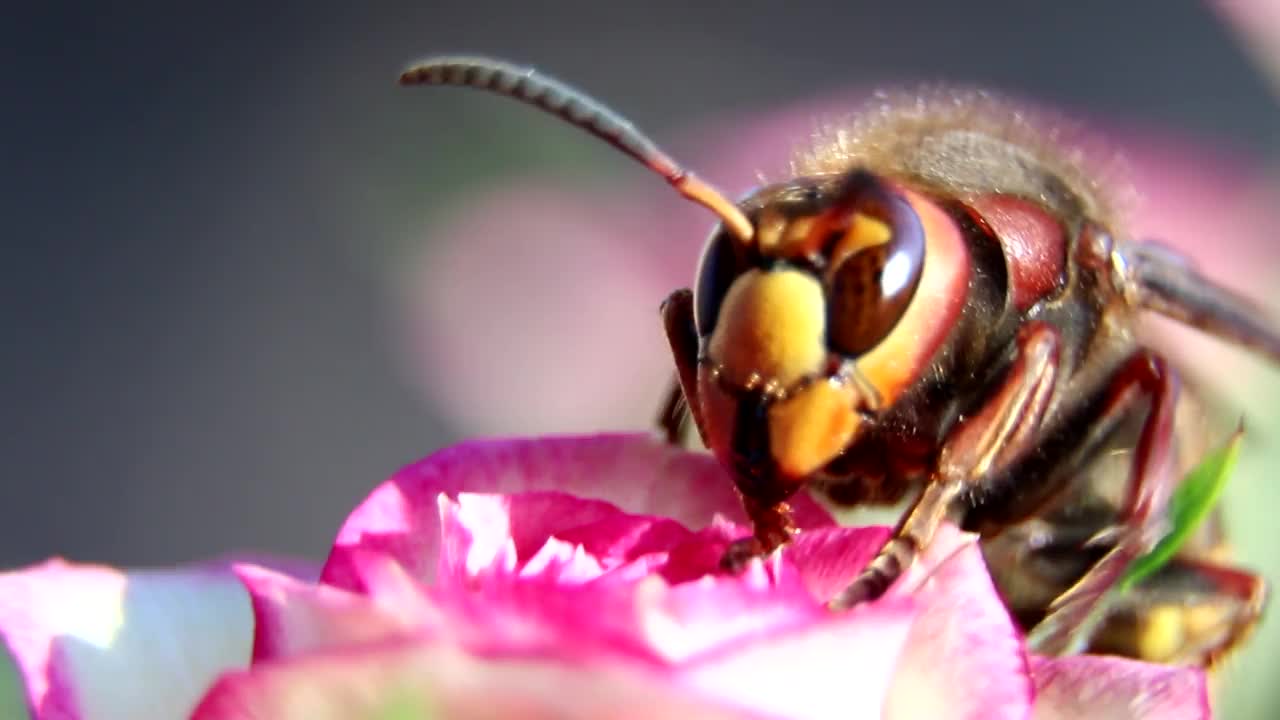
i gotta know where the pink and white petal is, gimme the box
[0,559,253,720]
[681,598,918,720]
[398,532,834,667]
[435,493,612,590]
[1030,655,1210,720]
[321,434,832,590]
[633,556,828,664]
[414,561,809,667]
[881,525,1034,720]
[192,638,758,720]
[232,563,424,663]
[439,491,692,581]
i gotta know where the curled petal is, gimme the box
[322,434,833,590]
[679,598,917,719]
[881,525,1034,720]
[232,563,421,663]
[435,492,691,587]
[425,492,837,665]
[0,559,253,720]
[1030,655,1210,720]
[778,522,1035,718]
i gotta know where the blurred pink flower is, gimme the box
[1215,0,1280,94]
[1,435,1208,718]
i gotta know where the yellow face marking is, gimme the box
[767,379,862,479]
[707,268,827,389]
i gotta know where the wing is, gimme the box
[1116,239,1280,363]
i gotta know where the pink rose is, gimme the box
[1,435,1208,718]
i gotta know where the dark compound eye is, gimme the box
[825,178,926,357]
[694,228,751,337]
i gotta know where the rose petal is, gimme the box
[631,555,828,664]
[192,638,757,720]
[322,434,832,590]
[232,563,421,663]
[438,491,694,583]
[681,598,918,719]
[0,559,253,720]
[656,516,745,584]
[882,525,1034,720]
[1030,655,1210,720]
[426,500,830,664]
[783,525,893,603]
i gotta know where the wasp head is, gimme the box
[692,170,934,494]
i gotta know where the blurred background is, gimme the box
[2,1,1278,715]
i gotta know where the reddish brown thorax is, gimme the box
[968,194,1068,311]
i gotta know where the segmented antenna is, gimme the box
[400,56,754,243]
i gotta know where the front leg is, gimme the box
[832,322,1062,609]
[656,288,708,447]
[655,373,690,445]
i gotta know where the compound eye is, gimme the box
[694,228,751,337]
[826,189,926,356]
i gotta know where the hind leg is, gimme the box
[1026,353,1183,655]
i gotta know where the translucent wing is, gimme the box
[1117,239,1280,362]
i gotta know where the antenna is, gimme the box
[400,56,754,243]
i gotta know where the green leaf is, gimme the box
[1118,428,1244,592]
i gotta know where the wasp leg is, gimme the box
[1027,353,1181,655]
[1089,556,1268,667]
[659,288,709,447]
[655,373,690,445]
[831,323,1061,609]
